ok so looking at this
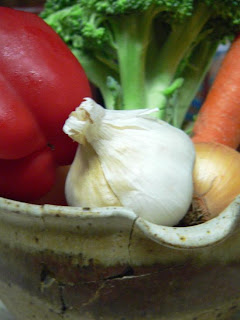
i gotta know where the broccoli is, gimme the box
[41,0,240,128]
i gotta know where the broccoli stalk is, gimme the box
[41,0,240,128]
[112,14,149,109]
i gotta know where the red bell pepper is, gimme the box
[0,7,92,202]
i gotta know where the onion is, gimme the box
[184,142,240,225]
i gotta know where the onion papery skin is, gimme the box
[192,142,240,222]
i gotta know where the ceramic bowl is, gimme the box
[0,196,240,320]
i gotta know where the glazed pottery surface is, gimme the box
[0,196,240,320]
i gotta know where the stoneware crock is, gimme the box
[0,195,240,320]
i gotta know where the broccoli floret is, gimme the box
[41,0,240,128]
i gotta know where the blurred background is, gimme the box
[0,0,45,12]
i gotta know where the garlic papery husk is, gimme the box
[63,98,195,226]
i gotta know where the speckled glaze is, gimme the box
[0,196,240,320]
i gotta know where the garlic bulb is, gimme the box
[63,98,195,226]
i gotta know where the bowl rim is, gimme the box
[0,195,239,249]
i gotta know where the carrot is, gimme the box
[192,34,240,149]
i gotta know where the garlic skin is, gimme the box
[63,98,195,226]
[65,143,121,208]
